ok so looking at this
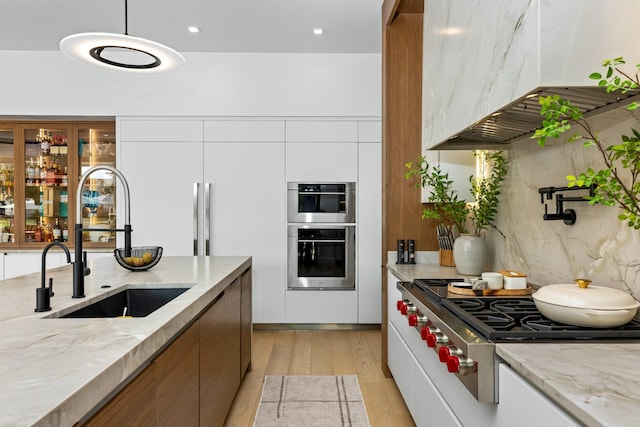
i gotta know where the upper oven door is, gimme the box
[287,182,355,223]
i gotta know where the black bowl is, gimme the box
[114,246,163,271]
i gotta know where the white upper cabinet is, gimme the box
[286,120,358,143]
[203,120,285,142]
[119,119,203,142]
[285,120,358,182]
[423,0,640,149]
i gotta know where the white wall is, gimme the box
[0,51,381,117]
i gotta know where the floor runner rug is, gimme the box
[253,375,371,427]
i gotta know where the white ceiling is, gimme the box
[0,0,383,54]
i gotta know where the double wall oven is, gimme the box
[287,182,355,290]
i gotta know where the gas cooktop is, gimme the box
[412,278,640,342]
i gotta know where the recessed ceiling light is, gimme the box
[188,26,200,33]
[313,28,324,36]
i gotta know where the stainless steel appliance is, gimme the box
[287,182,355,223]
[287,224,355,290]
[394,278,640,403]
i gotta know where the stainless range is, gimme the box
[395,278,640,403]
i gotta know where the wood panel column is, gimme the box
[381,0,433,377]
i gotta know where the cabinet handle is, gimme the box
[205,182,211,256]
[193,182,199,256]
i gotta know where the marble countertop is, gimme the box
[0,255,251,427]
[387,261,640,427]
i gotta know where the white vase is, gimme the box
[452,234,489,276]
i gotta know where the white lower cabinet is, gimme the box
[388,323,462,427]
[497,364,580,427]
[285,290,358,323]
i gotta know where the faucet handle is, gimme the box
[83,251,91,276]
[48,277,54,297]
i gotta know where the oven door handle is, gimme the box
[298,239,346,243]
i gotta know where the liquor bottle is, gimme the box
[61,219,68,242]
[52,218,61,242]
[43,221,53,243]
[61,166,68,187]
[26,158,35,184]
[46,161,56,186]
[34,221,43,243]
[41,134,50,155]
[59,190,68,218]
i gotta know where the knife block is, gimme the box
[439,249,455,267]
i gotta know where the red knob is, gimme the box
[420,326,430,340]
[426,333,437,348]
[408,314,418,326]
[400,303,408,315]
[396,300,403,311]
[439,346,451,363]
[447,355,460,373]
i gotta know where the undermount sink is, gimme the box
[56,287,190,318]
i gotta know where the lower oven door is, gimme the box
[287,224,355,290]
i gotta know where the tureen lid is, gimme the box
[533,279,640,310]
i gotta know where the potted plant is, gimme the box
[533,57,640,229]
[405,150,508,275]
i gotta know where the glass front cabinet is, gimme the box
[0,121,116,250]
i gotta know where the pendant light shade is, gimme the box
[59,1,185,74]
[60,32,185,73]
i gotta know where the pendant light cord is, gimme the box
[124,0,129,35]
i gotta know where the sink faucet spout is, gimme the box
[74,166,133,298]
[36,242,72,312]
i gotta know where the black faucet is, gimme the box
[35,242,72,312]
[73,166,132,299]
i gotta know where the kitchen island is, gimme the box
[0,255,251,427]
[387,261,640,427]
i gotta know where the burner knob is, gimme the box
[439,345,462,362]
[408,313,418,326]
[426,332,448,349]
[421,325,438,340]
[447,355,476,375]
[438,346,450,362]
[400,302,409,315]
[396,300,403,311]
[447,355,460,373]
[413,314,429,328]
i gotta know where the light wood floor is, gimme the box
[224,328,415,427]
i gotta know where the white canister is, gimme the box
[499,270,528,289]
[481,272,504,289]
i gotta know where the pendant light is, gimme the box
[60,0,185,74]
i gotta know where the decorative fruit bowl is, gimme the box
[114,246,163,272]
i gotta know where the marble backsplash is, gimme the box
[488,106,640,301]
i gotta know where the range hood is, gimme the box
[422,0,640,151]
[437,86,640,150]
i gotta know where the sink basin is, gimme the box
[59,288,189,318]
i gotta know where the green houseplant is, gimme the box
[404,150,508,235]
[533,57,640,229]
[405,150,508,275]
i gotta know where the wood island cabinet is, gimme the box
[83,267,252,427]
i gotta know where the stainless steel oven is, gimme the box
[287,224,355,290]
[287,182,356,223]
